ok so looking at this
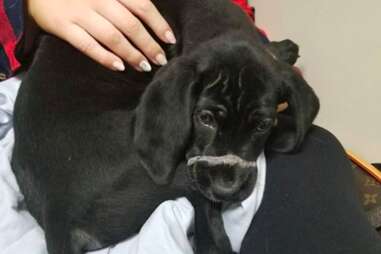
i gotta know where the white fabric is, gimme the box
[0,76,266,254]
[0,77,48,254]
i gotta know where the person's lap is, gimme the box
[240,126,381,253]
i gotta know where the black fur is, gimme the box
[11,1,319,254]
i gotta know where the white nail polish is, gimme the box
[155,53,168,66]
[139,60,152,72]
[112,61,125,71]
[165,31,177,44]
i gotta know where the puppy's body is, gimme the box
[12,1,319,254]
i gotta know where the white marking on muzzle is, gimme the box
[187,154,256,169]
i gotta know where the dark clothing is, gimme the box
[240,126,381,253]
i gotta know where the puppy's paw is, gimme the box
[266,39,300,65]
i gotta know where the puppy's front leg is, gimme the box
[266,39,300,65]
[191,195,234,254]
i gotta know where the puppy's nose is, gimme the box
[212,171,241,197]
[187,154,256,200]
[209,165,252,199]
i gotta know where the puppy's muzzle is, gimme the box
[187,155,257,201]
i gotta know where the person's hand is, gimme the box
[26,0,176,72]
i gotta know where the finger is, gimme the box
[119,0,176,44]
[97,1,167,66]
[59,24,125,71]
[76,11,151,72]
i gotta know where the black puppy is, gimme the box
[11,0,319,254]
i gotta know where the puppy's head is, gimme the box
[134,39,319,203]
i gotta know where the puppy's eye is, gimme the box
[255,119,273,132]
[198,110,216,128]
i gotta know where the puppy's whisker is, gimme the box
[187,154,256,169]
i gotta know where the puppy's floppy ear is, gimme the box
[134,57,200,185]
[268,66,320,152]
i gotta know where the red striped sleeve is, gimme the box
[0,0,21,72]
[231,0,255,20]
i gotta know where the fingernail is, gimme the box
[112,61,125,71]
[155,53,168,66]
[165,30,176,44]
[139,60,152,72]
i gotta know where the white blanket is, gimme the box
[0,76,266,254]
